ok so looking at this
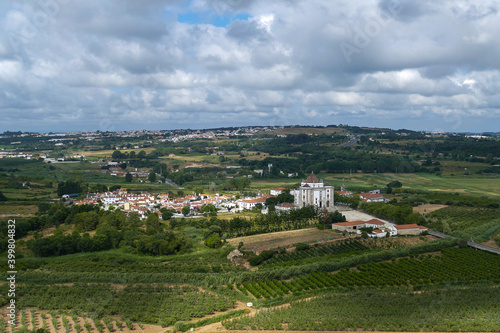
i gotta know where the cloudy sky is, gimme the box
[1,0,500,133]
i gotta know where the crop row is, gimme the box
[263,240,368,266]
[15,283,236,326]
[224,284,500,331]
[238,247,500,298]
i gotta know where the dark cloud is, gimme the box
[0,0,500,132]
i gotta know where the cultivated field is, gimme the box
[413,204,448,215]
[322,173,500,197]
[227,228,343,252]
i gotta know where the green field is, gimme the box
[1,130,500,332]
[224,284,500,332]
[321,172,500,197]
[248,172,500,197]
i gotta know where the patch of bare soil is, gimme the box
[413,204,448,215]
[363,234,436,249]
[483,239,500,250]
[228,228,342,252]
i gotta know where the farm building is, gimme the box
[331,221,367,231]
[393,224,428,235]
[368,229,387,238]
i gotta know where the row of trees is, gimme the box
[26,213,191,257]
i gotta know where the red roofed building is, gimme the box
[331,221,367,231]
[393,224,428,235]
[236,194,273,211]
[275,202,298,213]
[270,187,286,196]
[358,192,387,203]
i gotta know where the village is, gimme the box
[73,172,428,239]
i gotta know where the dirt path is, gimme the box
[1,301,478,333]
[196,302,256,332]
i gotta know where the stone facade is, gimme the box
[292,172,335,211]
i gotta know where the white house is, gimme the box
[275,202,298,213]
[235,195,272,211]
[368,229,387,238]
[358,192,387,203]
[270,187,286,196]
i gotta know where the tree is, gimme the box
[387,180,403,188]
[161,209,175,220]
[145,213,161,232]
[204,233,222,248]
[319,209,346,226]
[386,180,403,193]
[148,172,156,183]
[182,206,191,216]
[57,180,84,196]
[38,202,50,213]
[125,172,133,183]
[112,150,126,160]
[0,191,8,202]
[109,185,121,192]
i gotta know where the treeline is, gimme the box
[0,203,191,257]
[237,149,420,176]
[306,155,420,174]
[359,202,423,225]
[393,189,500,208]
[212,206,319,238]
[26,227,190,257]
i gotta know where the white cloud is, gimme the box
[0,0,500,132]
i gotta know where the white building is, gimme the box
[270,187,286,196]
[275,202,298,213]
[291,172,334,211]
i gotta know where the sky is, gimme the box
[1,0,500,133]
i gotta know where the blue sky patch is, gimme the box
[178,11,250,27]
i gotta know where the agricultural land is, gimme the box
[1,125,500,332]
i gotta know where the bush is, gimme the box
[204,233,222,248]
[295,243,310,251]
[248,250,277,266]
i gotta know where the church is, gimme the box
[291,172,335,211]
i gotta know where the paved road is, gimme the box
[164,178,181,189]
[342,135,357,147]
[467,241,500,255]
[428,229,500,255]
[428,230,451,238]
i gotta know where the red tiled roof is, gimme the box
[394,224,427,230]
[276,202,296,207]
[333,221,366,227]
[366,218,385,225]
[359,193,384,199]
[305,172,320,183]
